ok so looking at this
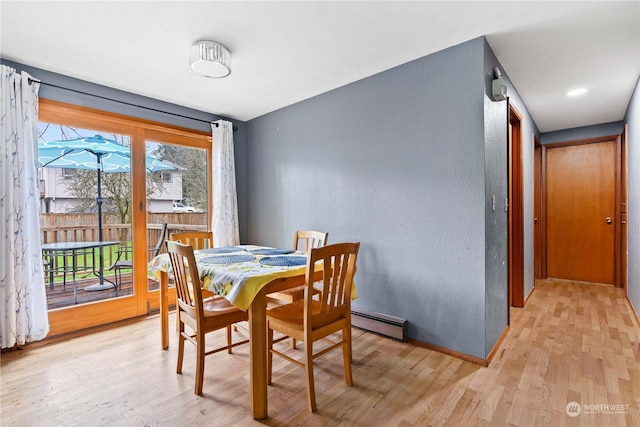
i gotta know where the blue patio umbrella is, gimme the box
[38,135,176,290]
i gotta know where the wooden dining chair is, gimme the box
[268,230,328,304]
[169,231,213,250]
[293,230,329,253]
[267,242,360,412]
[268,230,328,348]
[109,222,168,293]
[166,240,248,395]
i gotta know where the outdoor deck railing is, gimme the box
[40,213,208,290]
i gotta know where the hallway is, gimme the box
[490,279,640,426]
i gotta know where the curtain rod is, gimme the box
[27,78,238,131]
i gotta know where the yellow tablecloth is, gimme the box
[149,245,315,311]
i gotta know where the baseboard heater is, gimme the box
[351,310,407,342]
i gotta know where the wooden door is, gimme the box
[546,140,616,284]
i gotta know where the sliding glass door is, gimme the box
[39,100,211,335]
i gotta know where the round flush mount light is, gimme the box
[190,41,231,78]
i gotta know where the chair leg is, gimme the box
[195,329,205,395]
[267,327,274,385]
[176,317,185,374]
[304,338,316,412]
[116,268,122,290]
[226,325,233,354]
[290,338,297,349]
[343,326,353,386]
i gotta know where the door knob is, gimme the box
[606,217,612,224]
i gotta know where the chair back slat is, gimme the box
[334,253,349,307]
[170,231,213,250]
[293,230,328,253]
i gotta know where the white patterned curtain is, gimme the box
[211,120,240,247]
[0,65,50,348]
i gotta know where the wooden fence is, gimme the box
[40,213,208,244]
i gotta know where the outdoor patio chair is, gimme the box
[109,222,168,293]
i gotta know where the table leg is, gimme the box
[249,289,268,419]
[160,270,169,350]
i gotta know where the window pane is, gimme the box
[39,123,133,308]
[146,139,209,292]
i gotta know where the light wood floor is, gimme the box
[2,279,639,426]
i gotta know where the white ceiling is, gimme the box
[1,1,638,132]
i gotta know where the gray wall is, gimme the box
[482,44,509,356]
[624,77,640,318]
[0,59,249,243]
[482,39,540,355]
[246,37,500,359]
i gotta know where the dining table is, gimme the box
[147,244,328,419]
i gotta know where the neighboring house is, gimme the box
[38,166,184,214]
[147,168,185,213]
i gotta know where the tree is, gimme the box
[153,144,208,209]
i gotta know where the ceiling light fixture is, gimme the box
[190,40,231,78]
[567,88,587,97]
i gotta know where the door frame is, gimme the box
[540,134,624,287]
[621,125,628,291]
[508,104,524,307]
[533,135,545,280]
